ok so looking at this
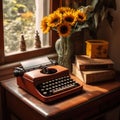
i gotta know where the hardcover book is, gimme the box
[75,55,114,71]
[72,64,115,84]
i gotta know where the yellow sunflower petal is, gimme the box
[48,13,62,27]
[41,16,50,33]
[56,7,75,14]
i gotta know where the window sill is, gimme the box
[0,53,57,81]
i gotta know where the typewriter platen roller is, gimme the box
[15,64,83,103]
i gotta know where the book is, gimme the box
[75,55,114,71]
[72,64,116,84]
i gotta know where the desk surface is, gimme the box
[1,76,120,120]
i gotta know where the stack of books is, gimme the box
[72,55,115,84]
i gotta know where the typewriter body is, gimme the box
[14,57,83,103]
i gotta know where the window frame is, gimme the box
[0,0,60,65]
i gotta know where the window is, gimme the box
[3,0,36,54]
[0,0,60,65]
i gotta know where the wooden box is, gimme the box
[86,40,109,58]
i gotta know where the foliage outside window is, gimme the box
[3,0,36,54]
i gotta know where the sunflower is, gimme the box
[57,22,71,37]
[63,11,77,26]
[56,7,72,14]
[47,12,62,28]
[76,10,86,22]
[40,7,88,36]
[41,16,50,33]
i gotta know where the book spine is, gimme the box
[78,64,113,71]
[84,70,115,83]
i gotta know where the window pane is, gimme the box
[3,0,36,54]
[3,0,49,55]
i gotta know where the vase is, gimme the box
[55,36,73,72]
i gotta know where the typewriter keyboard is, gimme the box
[36,76,79,96]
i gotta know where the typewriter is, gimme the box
[14,57,83,103]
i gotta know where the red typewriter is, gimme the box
[14,57,83,103]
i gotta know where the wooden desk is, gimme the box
[1,77,120,120]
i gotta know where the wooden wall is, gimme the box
[97,0,120,71]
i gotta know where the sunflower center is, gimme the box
[52,18,59,24]
[60,25,68,34]
[78,15,84,20]
[44,24,47,28]
[65,17,74,22]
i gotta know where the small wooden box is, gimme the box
[86,40,109,58]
